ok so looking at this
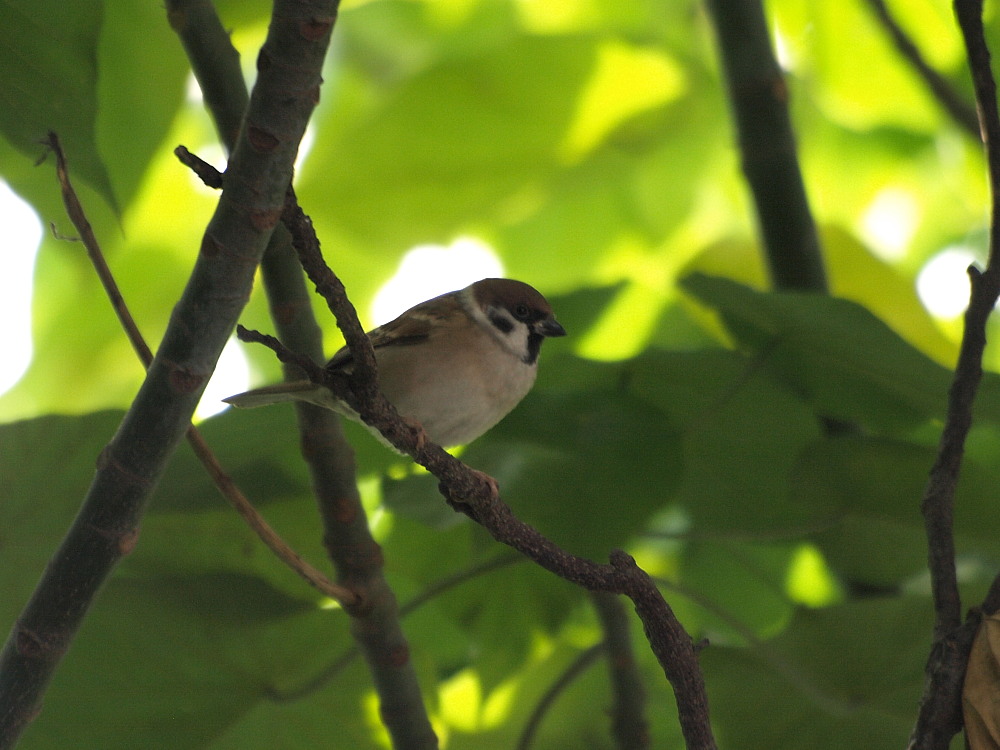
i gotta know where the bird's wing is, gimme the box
[325,291,463,372]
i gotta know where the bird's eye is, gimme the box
[513,303,531,320]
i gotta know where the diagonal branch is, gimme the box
[46,132,354,605]
[863,0,980,137]
[0,3,337,747]
[237,183,718,750]
[167,2,440,743]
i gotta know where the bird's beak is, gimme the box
[537,318,567,338]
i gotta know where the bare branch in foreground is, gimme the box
[0,4,336,745]
[45,131,356,606]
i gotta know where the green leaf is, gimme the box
[0,412,123,622]
[629,349,826,532]
[96,0,188,209]
[20,573,356,750]
[462,386,683,560]
[678,540,799,644]
[793,434,1000,587]
[300,34,595,251]
[682,273,952,431]
[703,598,932,749]
[0,0,116,209]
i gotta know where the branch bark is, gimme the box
[241,198,718,750]
[0,2,336,746]
[909,2,1000,748]
[166,3,438,747]
[862,0,980,138]
[704,0,828,293]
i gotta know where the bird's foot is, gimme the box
[440,469,499,524]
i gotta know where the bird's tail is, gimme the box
[223,381,335,409]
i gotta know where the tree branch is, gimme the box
[704,0,827,293]
[167,3,439,746]
[591,592,650,750]
[241,195,718,750]
[0,3,336,747]
[908,2,1000,748]
[862,0,980,138]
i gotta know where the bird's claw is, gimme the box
[440,469,499,523]
[401,415,427,452]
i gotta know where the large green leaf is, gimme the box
[703,598,933,749]
[794,434,1000,587]
[630,348,826,532]
[20,573,357,750]
[0,0,114,207]
[682,273,952,431]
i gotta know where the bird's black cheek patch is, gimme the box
[489,310,514,334]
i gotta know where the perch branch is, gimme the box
[176,145,438,748]
[236,189,717,749]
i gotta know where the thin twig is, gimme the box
[175,144,224,189]
[43,132,357,607]
[863,0,980,137]
[48,133,154,366]
[908,2,1000,748]
[516,645,605,750]
[925,0,1000,645]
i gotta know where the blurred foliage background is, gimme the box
[1,0,997,747]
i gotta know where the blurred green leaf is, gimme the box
[3,0,997,747]
[678,540,799,644]
[793,434,1000,587]
[703,598,932,749]
[0,0,115,208]
[682,273,952,431]
[20,573,357,750]
[630,349,826,532]
[463,387,683,560]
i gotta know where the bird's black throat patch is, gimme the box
[524,332,543,364]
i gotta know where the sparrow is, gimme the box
[224,278,566,447]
